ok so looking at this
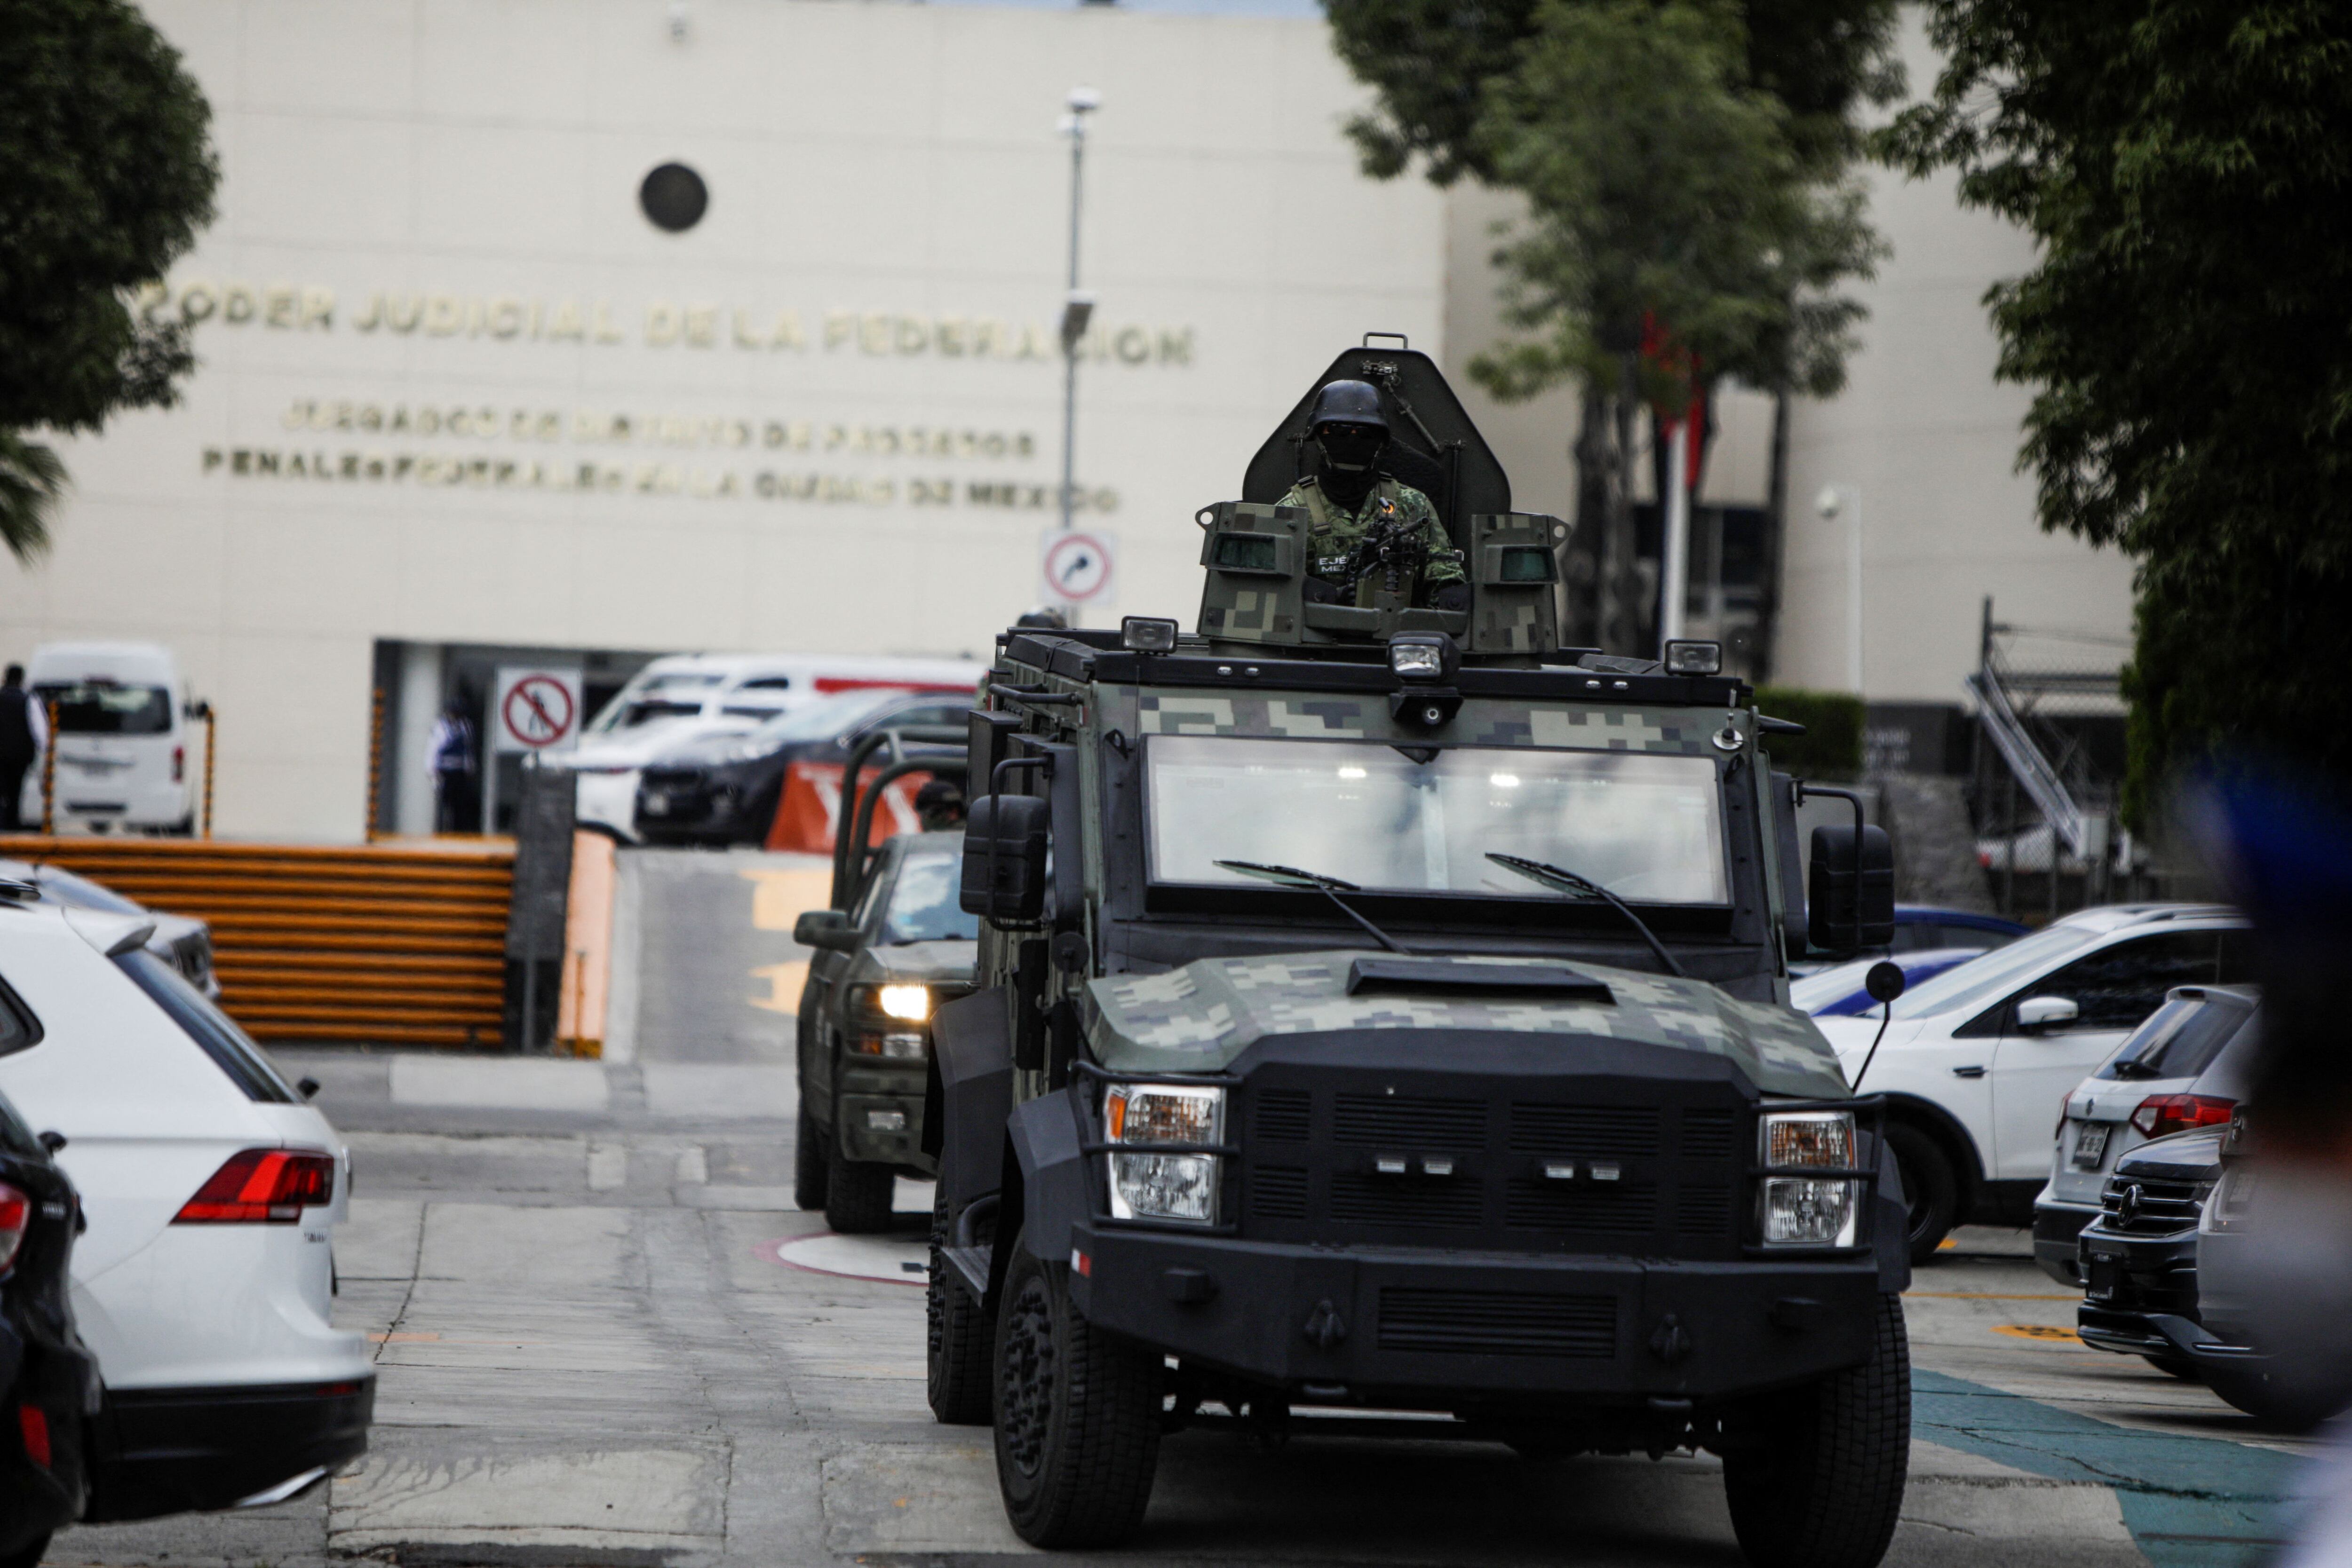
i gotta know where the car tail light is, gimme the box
[0,1182,26,1271]
[18,1404,50,1468]
[173,744,185,782]
[173,1148,335,1223]
[2129,1094,2236,1139]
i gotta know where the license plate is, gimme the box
[2072,1122,2110,1169]
[642,794,669,816]
[2086,1252,2121,1302]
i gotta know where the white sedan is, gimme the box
[0,887,371,1520]
[1812,903,2249,1262]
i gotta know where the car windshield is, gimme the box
[884,840,979,943]
[2099,993,2256,1081]
[38,681,172,735]
[115,948,299,1103]
[1887,922,2102,1019]
[749,689,910,745]
[1145,736,1727,903]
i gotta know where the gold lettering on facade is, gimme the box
[222,285,256,325]
[859,313,890,355]
[424,296,462,336]
[683,305,717,348]
[389,296,423,333]
[594,301,625,343]
[823,310,855,351]
[487,297,524,339]
[300,287,335,329]
[264,286,297,328]
[546,301,584,341]
[767,310,806,351]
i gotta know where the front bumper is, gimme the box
[2074,1221,2199,1359]
[836,1061,930,1165]
[1068,1224,1881,1407]
[86,1376,374,1521]
[2032,1198,2101,1285]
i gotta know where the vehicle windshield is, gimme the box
[1887,922,2102,1019]
[748,689,911,745]
[2099,993,2256,1081]
[1145,736,1727,903]
[38,681,173,735]
[884,840,979,943]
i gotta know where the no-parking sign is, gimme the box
[1039,529,1116,607]
[493,666,583,753]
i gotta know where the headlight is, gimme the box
[1104,1084,1224,1225]
[877,985,931,1022]
[1758,1110,1859,1247]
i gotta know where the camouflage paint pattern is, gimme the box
[1087,951,1848,1099]
[1136,690,1735,755]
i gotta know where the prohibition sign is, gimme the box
[502,674,576,748]
[1041,530,1114,604]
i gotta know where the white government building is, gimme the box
[0,0,2131,839]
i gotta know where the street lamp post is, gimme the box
[1057,87,1099,538]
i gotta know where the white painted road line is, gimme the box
[389,1055,610,1112]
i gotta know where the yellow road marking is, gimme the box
[740,867,833,931]
[1992,1323,2083,1343]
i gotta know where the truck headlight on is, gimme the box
[1104,1083,1224,1225]
[877,985,931,1022]
[847,985,933,1060]
[1758,1109,1859,1247]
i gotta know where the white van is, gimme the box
[20,643,195,834]
[569,651,979,840]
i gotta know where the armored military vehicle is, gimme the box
[922,340,1911,1568]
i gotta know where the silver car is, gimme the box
[0,860,220,998]
[2031,984,2257,1283]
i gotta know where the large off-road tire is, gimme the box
[824,1138,898,1234]
[993,1243,1162,1547]
[793,1102,827,1212]
[1723,1292,1911,1568]
[1885,1121,1959,1265]
[929,1187,995,1425]
[0,1531,51,1568]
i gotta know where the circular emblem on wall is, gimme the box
[639,163,709,233]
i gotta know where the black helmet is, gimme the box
[1307,380,1388,435]
[1015,606,1069,629]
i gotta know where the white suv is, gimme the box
[0,887,371,1519]
[1812,903,2250,1261]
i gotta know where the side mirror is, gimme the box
[1807,823,1894,951]
[1864,961,1907,1006]
[37,1130,66,1155]
[792,909,861,951]
[2016,995,2080,1033]
[298,1077,322,1101]
[961,793,1050,923]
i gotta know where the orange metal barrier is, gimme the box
[764,762,932,854]
[0,835,512,1046]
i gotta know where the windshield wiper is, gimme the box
[1484,854,1688,979]
[1212,861,1413,955]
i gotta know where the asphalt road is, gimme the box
[40,849,2327,1568]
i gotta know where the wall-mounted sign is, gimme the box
[493,667,582,753]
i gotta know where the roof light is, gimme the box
[1663,640,1723,676]
[1387,632,1459,681]
[1120,616,1178,653]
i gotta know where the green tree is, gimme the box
[1879,1,2352,823]
[0,0,218,562]
[1324,0,1898,657]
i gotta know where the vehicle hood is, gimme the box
[1085,951,1851,1098]
[2113,1126,2224,1181]
[573,719,746,768]
[850,940,977,986]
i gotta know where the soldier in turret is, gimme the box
[1278,380,1468,610]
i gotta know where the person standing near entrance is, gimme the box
[0,666,49,832]
[429,700,479,834]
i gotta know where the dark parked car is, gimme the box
[792,832,977,1232]
[2074,1124,2223,1378]
[1,1081,95,1568]
[635,688,972,847]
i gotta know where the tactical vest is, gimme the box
[1295,475,1403,535]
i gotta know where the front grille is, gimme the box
[640,768,706,791]
[1509,1105,1660,1157]
[1330,1172,1483,1227]
[2098,1175,2208,1235]
[1255,1091,1311,1144]
[1682,1109,1737,1159]
[1332,1093,1486,1148]
[1250,1166,1308,1220]
[1378,1288,1617,1358]
[1504,1179,1657,1233]
[1237,1072,1751,1259]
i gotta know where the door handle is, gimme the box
[1950,1065,1986,1079]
